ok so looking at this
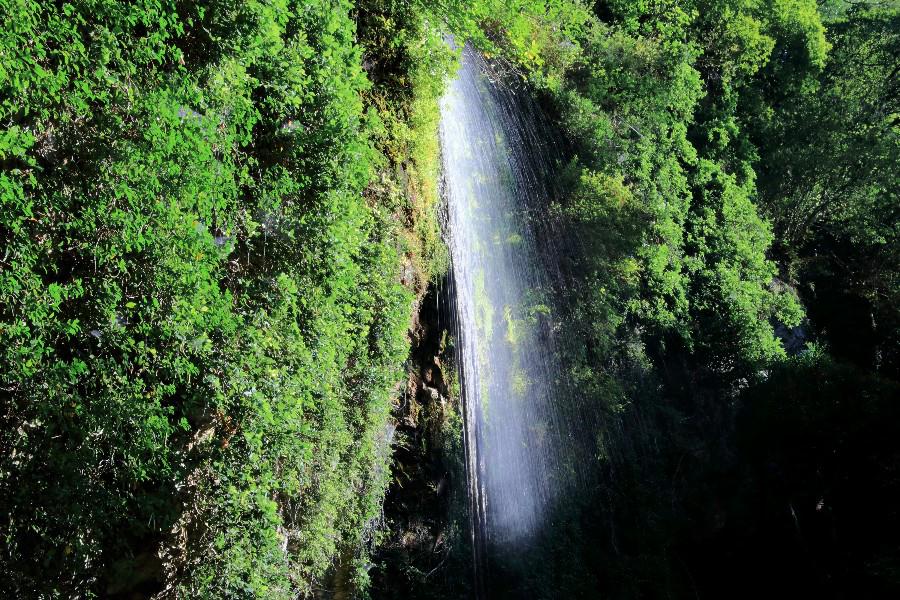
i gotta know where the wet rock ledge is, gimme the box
[367,279,471,600]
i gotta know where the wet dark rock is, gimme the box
[775,322,809,355]
[369,280,469,599]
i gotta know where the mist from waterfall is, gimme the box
[440,46,599,596]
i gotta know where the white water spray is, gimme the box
[440,46,592,594]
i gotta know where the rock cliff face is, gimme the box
[368,279,471,600]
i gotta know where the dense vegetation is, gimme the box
[369,0,898,597]
[453,0,899,597]
[0,0,432,596]
[1,0,896,598]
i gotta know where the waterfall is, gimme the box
[440,46,595,596]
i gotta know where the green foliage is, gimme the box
[356,0,460,287]
[746,3,899,372]
[683,158,802,368]
[1,0,417,596]
[1,0,896,597]
[543,0,805,383]
[424,0,590,85]
[439,0,892,596]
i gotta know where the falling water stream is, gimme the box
[440,46,598,597]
